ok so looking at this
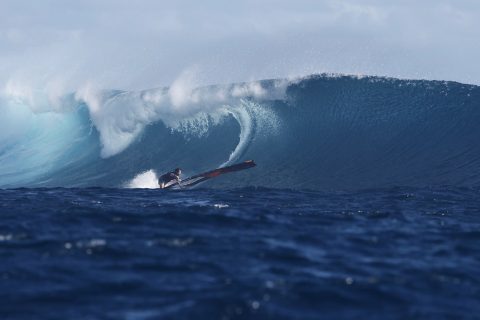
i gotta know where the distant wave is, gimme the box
[1,74,479,190]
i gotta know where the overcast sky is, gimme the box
[1,0,479,92]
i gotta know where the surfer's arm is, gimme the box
[176,175,183,187]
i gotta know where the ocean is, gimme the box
[1,75,479,319]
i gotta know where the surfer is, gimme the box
[158,160,256,190]
[158,168,182,189]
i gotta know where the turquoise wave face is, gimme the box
[1,75,479,190]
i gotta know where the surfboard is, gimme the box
[164,160,256,189]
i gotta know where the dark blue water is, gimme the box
[1,187,479,319]
[1,74,480,318]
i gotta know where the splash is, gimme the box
[126,170,159,189]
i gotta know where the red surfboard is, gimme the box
[164,160,256,189]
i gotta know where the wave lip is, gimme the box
[75,78,288,158]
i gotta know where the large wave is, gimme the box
[1,74,479,190]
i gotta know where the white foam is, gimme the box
[126,170,159,189]
[74,71,289,158]
[2,70,290,172]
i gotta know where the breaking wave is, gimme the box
[1,74,479,190]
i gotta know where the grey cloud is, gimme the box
[0,0,479,93]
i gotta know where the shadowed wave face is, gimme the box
[0,75,479,190]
